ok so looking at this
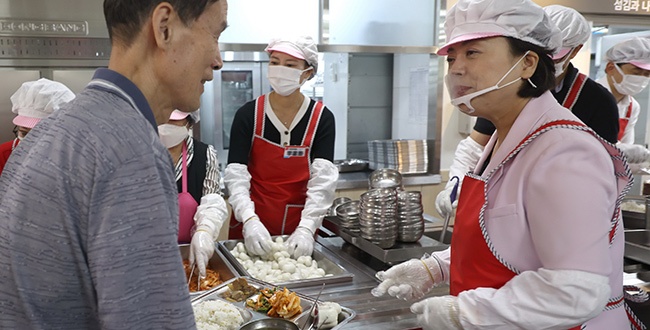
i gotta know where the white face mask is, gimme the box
[158,123,189,148]
[612,64,650,96]
[553,51,572,78]
[446,51,530,114]
[268,65,310,96]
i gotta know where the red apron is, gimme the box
[229,95,324,238]
[178,141,198,244]
[450,120,641,329]
[618,101,633,142]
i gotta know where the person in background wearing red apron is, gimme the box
[435,4,621,220]
[224,36,338,258]
[373,0,639,328]
[597,37,650,172]
[0,78,74,174]
[159,109,228,278]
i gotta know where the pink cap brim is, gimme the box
[437,32,503,55]
[169,111,190,121]
[266,45,306,61]
[631,61,650,71]
[12,115,40,128]
[552,47,572,60]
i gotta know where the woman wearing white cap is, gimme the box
[374,0,639,329]
[224,36,337,259]
[0,78,74,174]
[436,4,621,219]
[158,109,228,278]
[597,37,650,166]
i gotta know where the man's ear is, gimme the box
[151,2,175,47]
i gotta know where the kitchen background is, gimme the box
[0,0,649,198]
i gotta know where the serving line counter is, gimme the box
[289,236,450,330]
[336,171,441,190]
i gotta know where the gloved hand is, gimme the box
[411,295,462,330]
[189,228,215,278]
[286,226,315,258]
[242,216,273,256]
[372,256,445,300]
[435,185,459,219]
[618,143,650,164]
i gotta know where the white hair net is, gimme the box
[265,36,319,79]
[11,78,75,128]
[544,5,590,49]
[605,37,650,70]
[438,0,562,55]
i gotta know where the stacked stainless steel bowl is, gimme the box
[359,188,398,248]
[396,191,424,242]
[368,168,403,190]
[329,197,352,216]
[335,200,361,234]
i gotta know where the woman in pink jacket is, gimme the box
[373,0,639,329]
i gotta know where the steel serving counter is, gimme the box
[290,236,450,330]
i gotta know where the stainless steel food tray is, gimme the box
[180,243,238,297]
[219,237,354,288]
[323,216,448,265]
[192,276,356,330]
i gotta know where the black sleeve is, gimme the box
[310,106,336,162]
[572,80,620,144]
[227,100,256,165]
[473,117,497,135]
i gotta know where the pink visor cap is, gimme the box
[11,78,75,129]
[169,109,200,122]
[552,47,573,60]
[437,0,562,56]
[631,61,650,71]
[606,37,650,71]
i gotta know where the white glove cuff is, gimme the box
[422,255,446,286]
[298,218,319,235]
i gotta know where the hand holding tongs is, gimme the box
[187,262,201,291]
[440,176,460,244]
[302,283,325,330]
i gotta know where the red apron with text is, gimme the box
[618,101,633,142]
[450,120,642,330]
[178,141,198,244]
[229,95,324,238]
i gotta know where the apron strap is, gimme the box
[182,141,188,193]
[561,72,587,110]
[302,101,324,147]
[254,95,266,137]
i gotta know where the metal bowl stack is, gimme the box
[329,197,352,216]
[359,188,398,248]
[396,191,424,242]
[368,168,403,190]
[335,200,361,235]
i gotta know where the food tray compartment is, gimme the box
[218,236,354,288]
[180,243,238,297]
[192,277,355,329]
[193,277,310,324]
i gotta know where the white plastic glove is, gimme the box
[435,183,459,219]
[189,194,228,277]
[411,295,462,330]
[189,228,215,278]
[618,143,650,164]
[242,216,273,256]
[285,226,315,258]
[372,256,445,300]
